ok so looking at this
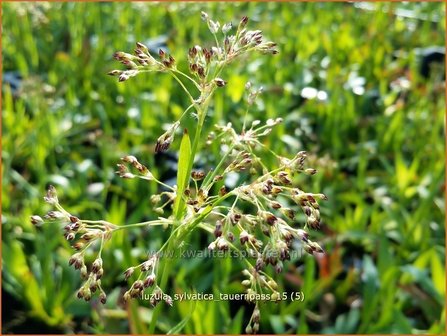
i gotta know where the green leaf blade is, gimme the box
[167,299,197,334]
[174,129,191,219]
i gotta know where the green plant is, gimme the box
[2,2,443,334]
[31,11,328,334]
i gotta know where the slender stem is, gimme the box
[135,174,175,191]
[246,144,269,172]
[172,69,201,90]
[98,234,105,257]
[170,71,196,105]
[154,224,185,259]
[197,222,214,233]
[254,140,282,159]
[189,101,208,173]
[54,202,71,217]
[149,51,232,332]
[202,143,236,189]
[148,190,234,333]
[113,220,174,231]
[227,241,253,269]
[152,176,175,191]
[256,165,287,182]
[148,95,211,334]
[242,105,250,133]
[81,219,114,225]
[177,102,196,123]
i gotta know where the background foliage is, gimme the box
[2,2,445,334]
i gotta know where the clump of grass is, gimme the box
[32,12,326,334]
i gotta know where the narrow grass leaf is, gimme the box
[167,299,197,334]
[174,129,191,219]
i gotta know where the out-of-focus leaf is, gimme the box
[228,307,245,334]
[400,265,443,305]
[3,240,53,323]
[430,250,446,297]
[334,308,360,333]
[391,309,413,334]
[270,315,286,334]
[128,300,147,334]
[359,255,379,332]
[167,299,197,334]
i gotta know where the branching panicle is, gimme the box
[32,12,325,334]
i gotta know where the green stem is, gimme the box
[98,234,105,257]
[189,91,212,167]
[202,143,236,190]
[148,244,174,333]
[172,69,201,90]
[148,191,234,334]
[170,71,196,105]
[148,56,229,333]
[148,90,213,333]
[112,220,173,231]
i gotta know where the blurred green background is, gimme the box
[2,2,445,334]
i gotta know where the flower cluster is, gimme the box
[32,12,326,334]
[108,42,175,82]
[187,13,277,88]
[32,186,117,304]
[116,155,154,180]
[122,254,173,306]
[204,120,327,272]
[108,14,277,91]
[31,184,174,306]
